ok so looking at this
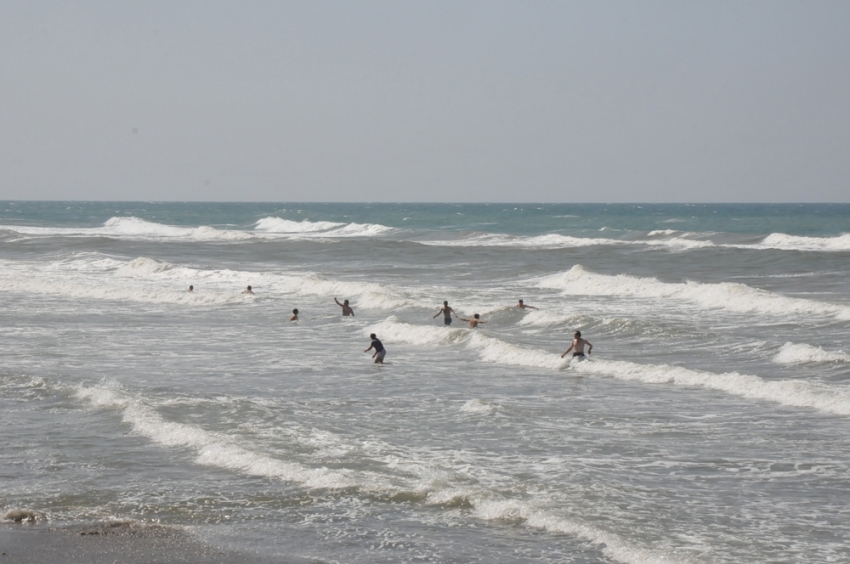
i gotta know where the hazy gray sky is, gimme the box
[1,1,848,202]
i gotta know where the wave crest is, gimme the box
[532,265,850,321]
[773,342,850,365]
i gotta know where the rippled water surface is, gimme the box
[2,202,850,563]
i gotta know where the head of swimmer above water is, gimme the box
[574,331,581,338]
[370,333,377,340]
[473,313,480,319]
[293,309,298,314]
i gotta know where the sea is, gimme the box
[1,201,849,564]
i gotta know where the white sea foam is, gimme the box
[254,216,393,237]
[3,216,253,241]
[368,317,850,417]
[473,500,688,564]
[532,265,850,321]
[460,399,496,414]
[418,232,712,251]
[0,255,417,310]
[367,317,568,370]
[751,232,850,252]
[71,379,681,563]
[647,229,679,236]
[254,217,345,232]
[773,342,850,365]
[1,215,394,243]
[74,382,357,489]
[571,358,850,417]
[0,272,246,306]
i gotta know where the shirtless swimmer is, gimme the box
[561,331,592,359]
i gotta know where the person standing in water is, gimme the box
[242,285,254,294]
[334,297,354,316]
[188,285,194,292]
[561,331,592,359]
[289,308,299,321]
[433,301,457,325]
[458,313,486,328]
[364,333,386,364]
[517,299,537,310]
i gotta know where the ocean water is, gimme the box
[1,202,849,563]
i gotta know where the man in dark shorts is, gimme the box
[433,301,456,325]
[364,333,386,364]
[561,331,592,359]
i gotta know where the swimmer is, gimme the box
[364,333,386,364]
[242,285,254,294]
[561,331,592,359]
[188,285,194,292]
[334,297,354,316]
[289,308,299,321]
[433,301,457,325]
[517,299,537,310]
[458,313,486,328]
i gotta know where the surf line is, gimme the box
[370,318,850,417]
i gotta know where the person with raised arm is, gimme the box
[334,297,354,316]
[458,313,486,329]
[561,331,592,359]
[433,301,457,325]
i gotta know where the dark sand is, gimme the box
[0,522,314,564]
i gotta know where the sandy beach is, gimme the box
[0,522,306,564]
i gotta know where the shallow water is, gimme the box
[2,202,849,563]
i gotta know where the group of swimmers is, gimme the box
[188,285,592,365]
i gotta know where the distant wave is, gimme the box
[773,342,850,365]
[531,265,850,321]
[254,216,393,237]
[418,232,713,251]
[745,232,850,252]
[0,216,394,242]
[369,317,850,417]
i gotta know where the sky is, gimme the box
[1,1,848,203]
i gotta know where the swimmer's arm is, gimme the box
[433,309,441,319]
[364,344,374,353]
[586,341,592,354]
[560,343,574,358]
[334,297,342,306]
[527,305,538,310]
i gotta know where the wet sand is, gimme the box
[0,522,312,564]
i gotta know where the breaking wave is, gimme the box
[531,265,850,321]
[773,342,850,365]
[67,378,683,563]
[749,233,850,252]
[368,317,850,417]
[418,232,712,250]
[254,217,393,237]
